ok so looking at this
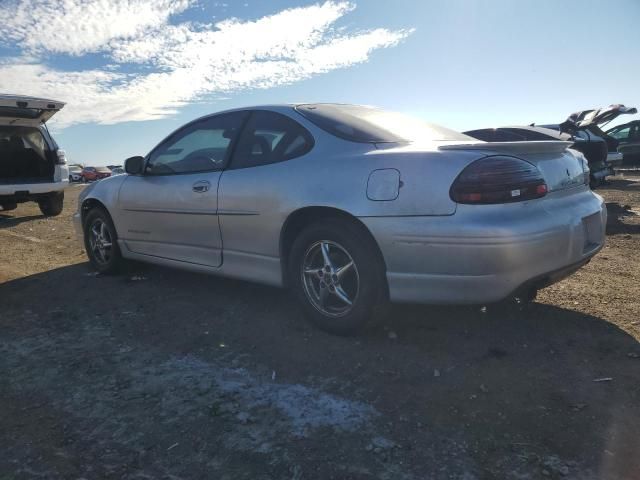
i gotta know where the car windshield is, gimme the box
[295,104,472,143]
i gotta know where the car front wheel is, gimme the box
[84,208,123,274]
[289,218,388,335]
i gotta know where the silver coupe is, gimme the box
[74,104,606,334]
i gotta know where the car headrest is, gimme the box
[249,135,271,158]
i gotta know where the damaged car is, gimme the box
[465,104,637,188]
[606,119,640,164]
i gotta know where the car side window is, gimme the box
[230,111,314,169]
[146,111,247,175]
[609,126,630,140]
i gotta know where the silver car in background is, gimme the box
[74,104,606,334]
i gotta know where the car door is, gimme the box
[609,124,636,160]
[117,111,248,267]
[217,110,314,279]
[627,124,640,157]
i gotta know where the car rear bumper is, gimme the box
[0,179,68,197]
[360,187,606,304]
[606,152,624,168]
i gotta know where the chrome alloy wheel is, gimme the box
[301,240,359,317]
[88,218,113,266]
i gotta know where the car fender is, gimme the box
[77,174,128,223]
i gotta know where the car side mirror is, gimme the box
[124,156,145,175]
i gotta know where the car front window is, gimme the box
[146,111,247,175]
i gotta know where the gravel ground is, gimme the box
[1,177,639,480]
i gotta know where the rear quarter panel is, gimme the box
[218,131,481,261]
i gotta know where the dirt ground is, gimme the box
[1,178,639,480]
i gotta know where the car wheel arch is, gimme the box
[81,198,114,229]
[279,206,388,289]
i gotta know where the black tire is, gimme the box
[83,208,123,274]
[289,218,388,335]
[0,203,18,212]
[38,192,64,216]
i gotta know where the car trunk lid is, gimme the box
[0,94,65,127]
[569,104,637,128]
[440,141,586,192]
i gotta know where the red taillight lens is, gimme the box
[450,156,548,204]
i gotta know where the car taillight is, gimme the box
[450,156,548,204]
[56,149,67,165]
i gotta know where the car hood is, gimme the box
[0,94,65,127]
[568,104,637,128]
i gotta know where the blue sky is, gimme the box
[0,0,638,166]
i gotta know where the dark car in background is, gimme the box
[465,104,637,187]
[606,120,640,164]
[464,125,608,187]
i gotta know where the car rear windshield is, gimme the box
[295,104,471,143]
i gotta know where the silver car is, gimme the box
[74,104,607,334]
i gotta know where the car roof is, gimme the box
[190,103,381,117]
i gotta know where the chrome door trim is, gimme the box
[122,208,218,216]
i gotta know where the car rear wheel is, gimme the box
[289,218,388,335]
[84,208,123,274]
[38,192,64,216]
[0,203,17,212]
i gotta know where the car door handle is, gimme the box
[192,180,211,193]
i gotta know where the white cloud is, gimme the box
[0,1,413,128]
[0,0,194,55]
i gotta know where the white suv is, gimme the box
[0,94,68,216]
